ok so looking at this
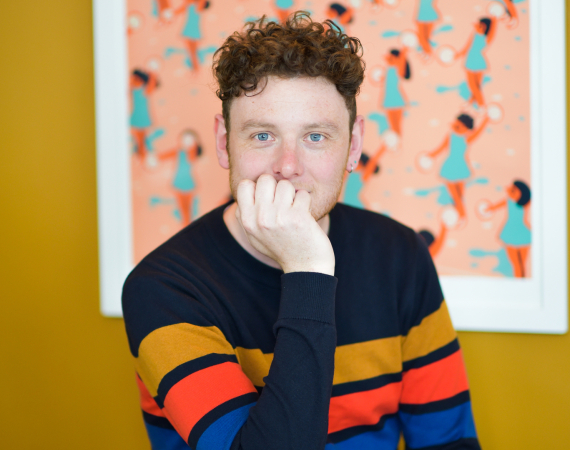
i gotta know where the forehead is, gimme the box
[229,76,349,130]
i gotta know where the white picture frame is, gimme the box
[93,0,567,333]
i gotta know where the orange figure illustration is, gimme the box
[158,130,203,226]
[418,207,459,258]
[424,112,489,221]
[415,0,441,56]
[274,0,295,23]
[342,144,385,210]
[173,0,209,72]
[379,48,411,137]
[130,69,159,160]
[487,0,519,29]
[455,17,496,107]
[477,180,531,277]
[326,3,354,35]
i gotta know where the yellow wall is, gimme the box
[0,2,568,448]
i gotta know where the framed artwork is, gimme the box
[94,0,567,333]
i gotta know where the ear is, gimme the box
[347,115,364,171]
[214,114,229,169]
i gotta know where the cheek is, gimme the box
[307,152,346,185]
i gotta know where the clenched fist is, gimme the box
[235,174,335,276]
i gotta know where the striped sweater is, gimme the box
[122,202,480,450]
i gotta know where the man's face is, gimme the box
[215,76,363,221]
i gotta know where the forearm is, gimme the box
[231,272,338,450]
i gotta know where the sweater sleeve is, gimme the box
[398,235,481,450]
[122,270,337,450]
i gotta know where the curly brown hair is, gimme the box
[212,11,365,134]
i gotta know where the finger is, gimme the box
[236,179,256,212]
[255,174,277,205]
[274,180,296,207]
[292,189,311,212]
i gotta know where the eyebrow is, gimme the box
[239,120,341,132]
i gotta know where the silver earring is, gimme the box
[348,164,353,173]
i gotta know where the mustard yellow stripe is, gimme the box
[333,336,402,384]
[135,323,235,397]
[235,347,274,387]
[234,336,402,388]
[401,300,457,363]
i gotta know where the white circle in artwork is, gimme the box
[441,207,460,228]
[350,0,362,8]
[506,148,516,156]
[438,46,455,64]
[487,103,503,122]
[488,2,506,18]
[371,67,384,82]
[147,58,160,71]
[182,133,196,148]
[129,15,141,29]
[401,31,418,49]
[383,130,400,150]
[446,239,458,248]
[162,8,174,20]
[385,0,398,5]
[418,155,433,170]
[476,200,494,220]
[146,154,158,168]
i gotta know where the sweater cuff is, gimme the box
[277,272,337,325]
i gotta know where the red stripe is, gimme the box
[328,382,401,434]
[400,350,469,404]
[163,361,257,440]
[136,374,164,417]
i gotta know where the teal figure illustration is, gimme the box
[173,0,210,72]
[465,32,488,71]
[130,69,158,159]
[416,0,440,55]
[275,0,294,23]
[158,129,203,226]
[343,172,365,209]
[476,180,531,277]
[182,3,201,40]
[456,17,497,106]
[326,3,353,34]
[440,133,470,182]
[130,87,151,129]
[499,198,531,246]
[341,149,384,209]
[426,113,490,220]
[380,48,411,137]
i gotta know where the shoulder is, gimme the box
[122,207,227,351]
[332,203,421,258]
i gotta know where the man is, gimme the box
[122,12,480,450]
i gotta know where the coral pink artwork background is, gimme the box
[127,0,530,277]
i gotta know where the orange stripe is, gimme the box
[136,374,164,417]
[163,361,257,440]
[328,382,401,434]
[400,350,469,404]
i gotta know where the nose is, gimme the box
[272,142,303,180]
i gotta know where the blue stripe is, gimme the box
[197,403,254,450]
[399,402,477,449]
[145,422,189,450]
[325,416,400,449]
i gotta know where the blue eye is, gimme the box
[256,133,270,141]
[309,133,323,142]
